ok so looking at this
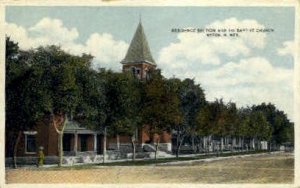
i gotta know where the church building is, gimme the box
[5,20,172,166]
[121,21,156,80]
[120,20,172,152]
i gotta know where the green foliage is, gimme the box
[5,37,33,133]
[6,37,294,149]
[103,70,142,136]
[247,111,272,140]
[6,38,95,134]
[141,69,182,136]
[178,78,206,134]
[252,103,294,144]
[236,107,251,137]
[21,45,87,120]
[74,66,107,130]
[197,99,231,137]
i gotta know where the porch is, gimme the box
[63,121,102,156]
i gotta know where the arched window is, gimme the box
[131,67,136,75]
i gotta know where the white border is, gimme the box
[0,1,299,188]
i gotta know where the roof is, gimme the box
[64,120,100,134]
[121,21,156,65]
[64,121,84,131]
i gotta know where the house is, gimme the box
[5,20,172,165]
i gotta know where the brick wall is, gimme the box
[123,63,155,79]
[139,125,171,144]
[47,120,59,156]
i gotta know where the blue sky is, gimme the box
[5,6,295,121]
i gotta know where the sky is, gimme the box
[5,6,295,121]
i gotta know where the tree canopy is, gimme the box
[6,37,294,161]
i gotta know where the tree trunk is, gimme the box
[203,136,207,153]
[131,136,136,161]
[196,136,201,153]
[191,132,195,153]
[58,132,63,167]
[232,137,236,151]
[116,134,120,151]
[58,118,68,167]
[103,126,107,164]
[208,135,212,153]
[176,135,185,158]
[13,131,22,168]
[220,136,224,152]
[176,131,180,158]
[51,113,67,167]
[154,139,160,160]
[251,138,255,150]
[241,136,244,151]
[238,136,242,151]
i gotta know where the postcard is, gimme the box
[1,1,299,188]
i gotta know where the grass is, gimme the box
[47,150,270,170]
[6,152,293,183]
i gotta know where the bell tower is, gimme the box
[121,20,156,80]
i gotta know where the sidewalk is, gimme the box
[156,151,285,166]
[7,150,287,169]
[6,152,293,184]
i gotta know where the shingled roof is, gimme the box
[121,21,156,65]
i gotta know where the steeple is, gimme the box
[121,21,156,66]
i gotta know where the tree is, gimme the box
[236,107,251,151]
[104,71,142,161]
[195,104,213,153]
[252,103,293,148]
[5,37,33,168]
[8,45,90,167]
[223,102,239,151]
[170,78,206,157]
[74,63,107,160]
[207,99,228,152]
[141,70,182,160]
[247,111,271,150]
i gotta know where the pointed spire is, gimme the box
[121,21,156,65]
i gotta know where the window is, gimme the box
[24,131,37,154]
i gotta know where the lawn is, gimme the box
[5,152,293,184]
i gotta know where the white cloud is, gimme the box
[202,57,292,87]
[277,41,295,56]
[161,56,293,121]
[5,17,128,71]
[202,57,293,110]
[158,17,293,120]
[5,22,35,49]
[29,17,79,44]
[209,17,266,49]
[5,17,293,120]
[159,17,266,67]
[86,33,128,71]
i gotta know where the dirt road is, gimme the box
[6,152,293,184]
